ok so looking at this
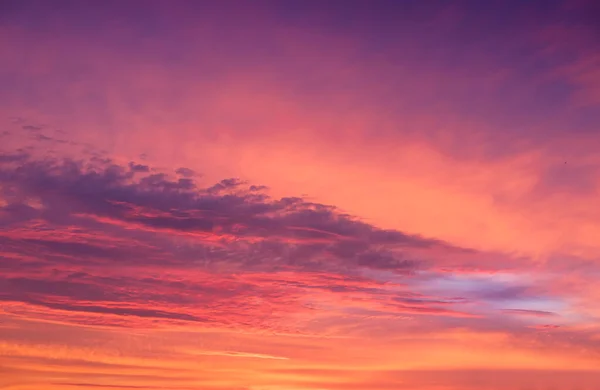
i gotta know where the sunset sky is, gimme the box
[1,1,600,389]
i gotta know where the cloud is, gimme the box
[501,309,558,318]
[0,153,495,330]
[21,125,42,132]
[183,349,288,360]
[474,285,532,301]
[175,167,196,177]
[53,384,165,389]
[1,153,591,338]
[128,162,150,173]
[530,324,561,330]
[0,152,458,258]
[0,152,28,163]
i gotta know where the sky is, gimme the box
[1,0,600,389]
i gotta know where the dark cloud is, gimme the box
[34,133,53,142]
[501,309,558,317]
[206,178,245,193]
[29,300,205,323]
[0,153,487,329]
[21,125,42,132]
[23,239,132,261]
[0,152,28,163]
[0,153,458,260]
[128,162,150,173]
[53,384,193,389]
[356,250,418,272]
[475,285,532,301]
[530,324,560,330]
[0,277,111,299]
[175,167,196,177]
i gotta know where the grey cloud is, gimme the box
[0,153,487,328]
[175,167,196,177]
[22,125,42,132]
[128,162,150,172]
[0,154,458,264]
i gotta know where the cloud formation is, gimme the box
[0,152,483,331]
